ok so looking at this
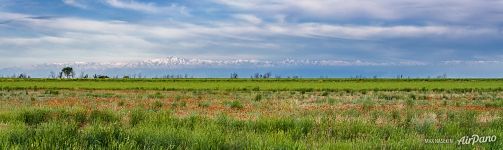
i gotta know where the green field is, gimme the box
[0,79,502,149]
[2,79,503,91]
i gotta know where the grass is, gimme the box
[0,107,501,149]
[0,79,503,149]
[198,101,211,108]
[2,78,503,91]
[224,100,244,109]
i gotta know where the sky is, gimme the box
[1,0,503,77]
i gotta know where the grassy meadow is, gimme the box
[0,79,502,149]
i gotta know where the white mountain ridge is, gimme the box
[32,56,424,70]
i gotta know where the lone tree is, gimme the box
[61,67,74,78]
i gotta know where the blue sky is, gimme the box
[0,0,503,77]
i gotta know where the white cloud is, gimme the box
[2,12,499,41]
[213,0,503,23]
[441,60,503,65]
[0,12,501,66]
[233,14,262,24]
[104,0,189,15]
[62,0,87,9]
[105,0,158,13]
[266,23,497,39]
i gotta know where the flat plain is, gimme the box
[0,79,502,149]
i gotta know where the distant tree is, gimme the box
[98,75,109,79]
[79,72,85,78]
[61,67,74,78]
[253,73,260,79]
[263,72,271,78]
[230,73,238,79]
[49,71,56,78]
[18,73,29,78]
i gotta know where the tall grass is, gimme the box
[0,107,501,149]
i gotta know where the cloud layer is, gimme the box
[0,0,502,74]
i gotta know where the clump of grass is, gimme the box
[405,99,415,107]
[326,98,337,105]
[73,110,87,125]
[152,100,164,110]
[321,91,329,96]
[484,101,503,108]
[442,100,448,106]
[44,90,59,95]
[391,110,400,121]
[253,94,263,102]
[19,109,50,125]
[225,100,244,109]
[455,101,462,107]
[175,95,182,101]
[148,92,165,99]
[89,110,118,123]
[86,93,115,98]
[198,101,211,108]
[81,124,118,148]
[130,109,145,127]
[117,101,125,107]
[171,100,186,108]
[362,99,374,111]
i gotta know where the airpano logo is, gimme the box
[424,135,497,145]
[457,135,497,145]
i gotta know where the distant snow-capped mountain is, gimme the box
[0,57,431,78]
[31,56,420,70]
